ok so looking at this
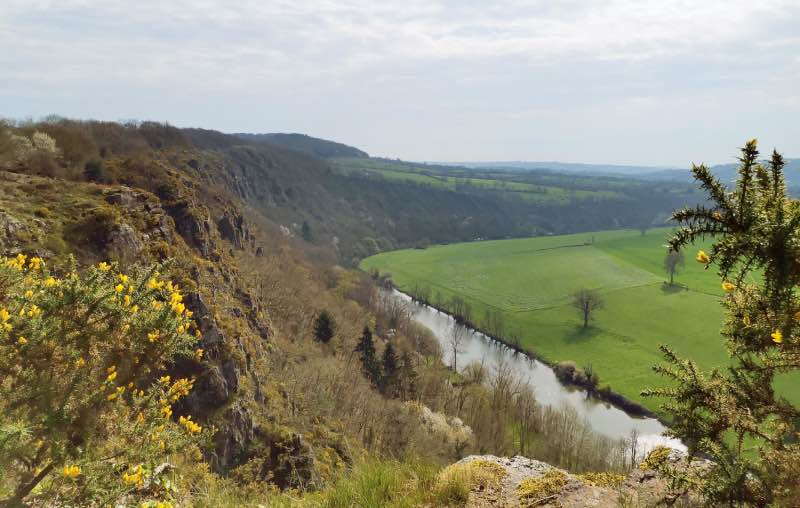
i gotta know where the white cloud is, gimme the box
[1,0,798,164]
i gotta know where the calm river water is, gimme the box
[389,289,685,452]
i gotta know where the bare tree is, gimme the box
[448,322,467,372]
[663,250,685,286]
[571,288,605,328]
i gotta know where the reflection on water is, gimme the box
[389,289,685,452]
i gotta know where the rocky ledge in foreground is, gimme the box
[446,449,708,507]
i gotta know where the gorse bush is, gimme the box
[645,140,800,506]
[0,255,211,506]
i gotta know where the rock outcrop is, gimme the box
[451,450,708,507]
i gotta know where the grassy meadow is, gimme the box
[361,227,799,414]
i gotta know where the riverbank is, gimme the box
[400,286,657,419]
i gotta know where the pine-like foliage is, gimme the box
[312,310,336,343]
[643,140,800,506]
[354,326,382,387]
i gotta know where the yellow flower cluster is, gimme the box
[140,502,173,508]
[123,464,146,488]
[771,330,783,344]
[62,464,81,478]
[721,281,735,293]
[179,415,202,435]
[160,405,173,419]
[106,365,118,382]
[167,378,194,403]
[696,250,710,264]
[1,308,12,332]
[3,254,43,271]
[107,386,125,401]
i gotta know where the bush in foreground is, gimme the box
[645,140,800,506]
[0,255,210,506]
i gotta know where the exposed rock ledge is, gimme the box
[452,451,707,507]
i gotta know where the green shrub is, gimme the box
[0,255,209,506]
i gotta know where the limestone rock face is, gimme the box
[0,210,35,254]
[451,452,708,507]
[217,209,254,250]
[106,223,144,260]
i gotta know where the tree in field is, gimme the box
[643,140,800,506]
[380,342,399,396]
[448,322,466,372]
[301,220,312,242]
[354,326,381,387]
[571,288,604,328]
[663,250,685,285]
[312,310,336,343]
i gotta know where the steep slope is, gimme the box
[233,132,369,158]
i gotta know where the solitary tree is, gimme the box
[301,220,312,242]
[571,288,605,328]
[663,250,685,285]
[312,310,336,343]
[448,322,466,372]
[380,342,399,396]
[644,140,800,505]
[399,351,418,400]
[354,326,381,387]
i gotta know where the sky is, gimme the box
[1,1,799,166]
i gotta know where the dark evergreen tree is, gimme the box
[301,220,312,242]
[380,342,399,396]
[354,326,381,387]
[312,310,335,343]
[83,159,106,182]
[399,351,418,400]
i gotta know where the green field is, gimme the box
[329,157,625,204]
[361,228,799,414]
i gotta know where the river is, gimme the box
[389,289,685,453]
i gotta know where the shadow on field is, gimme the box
[661,281,689,294]
[565,325,603,343]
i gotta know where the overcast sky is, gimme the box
[2,1,799,166]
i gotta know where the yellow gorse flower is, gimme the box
[147,277,164,290]
[160,405,173,419]
[771,330,783,344]
[118,274,129,284]
[98,261,111,272]
[696,250,710,264]
[1,308,11,332]
[115,283,124,293]
[123,465,145,487]
[16,336,27,345]
[721,281,735,293]
[148,331,160,343]
[28,257,43,270]
[44,276,57,287]
[179,415,202,434]
[106,371,117,382]
[62,465,81,478]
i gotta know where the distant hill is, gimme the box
[642,158,800,185]
[451,160,681,177]
[232,132,368,158]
